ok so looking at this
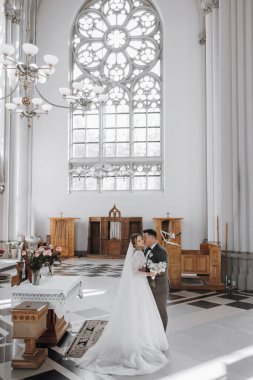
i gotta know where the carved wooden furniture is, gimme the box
[153,217,183,288]
[11,276,83,345]
[153,217,224,290]
[49,217,79,257]
[88,205,142,257]
[11,241,32,287]
[182,243,223,288]
[11,302,49,369]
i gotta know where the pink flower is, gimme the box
[35,252,40,258]
[56,246,62,252]
[21,250,26,256]
[38,246,45,252]
[48,251,52,256]
[49,245,54,249]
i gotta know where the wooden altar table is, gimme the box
[11,276,83,345]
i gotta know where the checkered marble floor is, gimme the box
[0,257,253,379]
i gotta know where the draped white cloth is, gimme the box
[76,243,169,375]
[11,276,83,318]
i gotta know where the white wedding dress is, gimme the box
[76,242,169,375]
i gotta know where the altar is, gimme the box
[11,276,83,344]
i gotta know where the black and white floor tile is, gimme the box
[0,258,253,379]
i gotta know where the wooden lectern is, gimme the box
[49,217,79,257]
[153,217,183,287]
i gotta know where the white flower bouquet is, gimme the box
[146,260,167,287]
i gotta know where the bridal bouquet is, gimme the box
[146,260,167,287]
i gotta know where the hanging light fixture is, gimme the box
[59,77,109,116]
[0,43,58,127]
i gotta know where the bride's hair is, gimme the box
[130,233,141,248]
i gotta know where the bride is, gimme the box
[75,233,169,375]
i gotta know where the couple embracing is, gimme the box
[76,229,169,375]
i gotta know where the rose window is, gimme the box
[73,0,161,83]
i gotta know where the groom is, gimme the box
[143,229,169,331]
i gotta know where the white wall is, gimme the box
[33,0,206,251]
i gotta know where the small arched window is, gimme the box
[70,0,162,192]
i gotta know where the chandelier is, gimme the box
[0,43,58,127]
[59,78,109,116]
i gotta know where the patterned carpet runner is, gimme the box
[65,320,108,358]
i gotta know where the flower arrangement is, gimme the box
[42,245,62,267]
[22,248,44,271]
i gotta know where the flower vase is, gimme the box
[32,270,41,285]
[47,264,54,276]
[11,248,18,259]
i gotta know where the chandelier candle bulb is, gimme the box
[43,55,59,66]
[59,88,71,96]
[5,103,17,111]
[32,98,43,106]
[13,97,23,105]
[22,43,39,56]
[72,82,84,91]
[41,104,52,112]
[0,43,15,56]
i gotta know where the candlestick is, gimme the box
[217,216,220,245]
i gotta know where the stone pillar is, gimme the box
[1,0,37,241]
[219,0,253,253]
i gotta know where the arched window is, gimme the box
[70,0,162,192]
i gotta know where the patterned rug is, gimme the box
[65,320,108,358]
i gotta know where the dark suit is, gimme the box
[145,243,169,331]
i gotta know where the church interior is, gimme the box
[0,0,253,379]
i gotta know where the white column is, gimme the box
[201,0,220,243]
[0,0,19,241]
[219,0,253,253]
[0,0,6,236]
[1,0,37,241]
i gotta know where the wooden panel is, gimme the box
[169,266,181,285]
[168,246,181,266]
[182,255,196,273]
[129,221,142,236]
[195,255,209,274]
[101,218,109,239]
[107,239,121,256]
